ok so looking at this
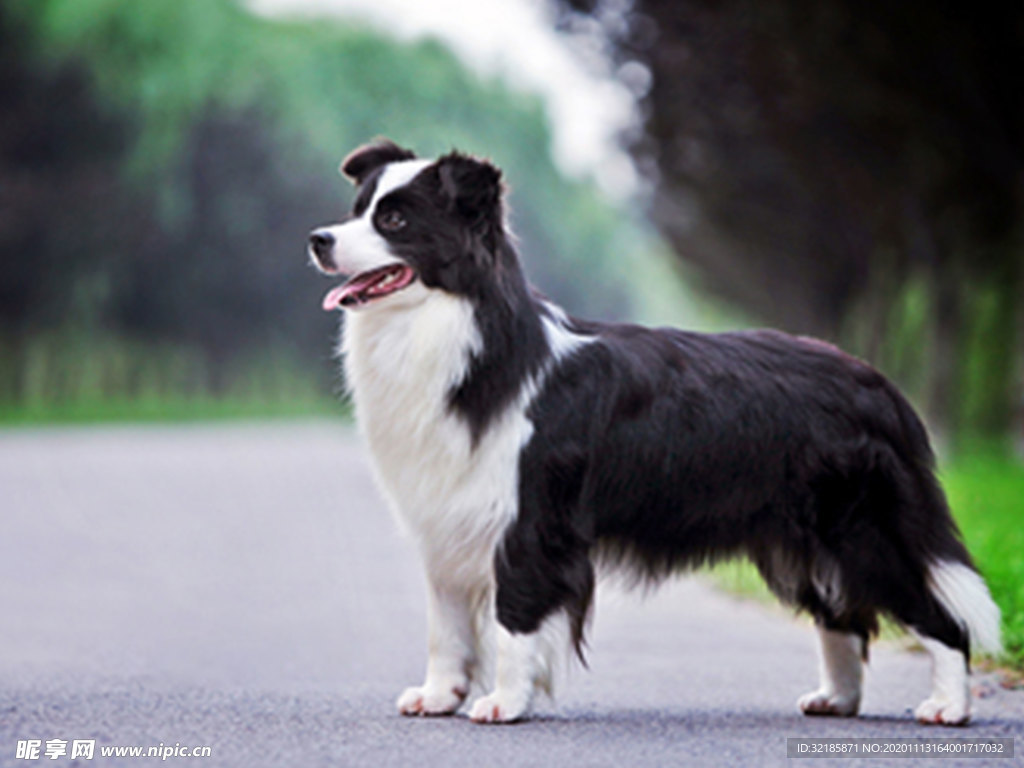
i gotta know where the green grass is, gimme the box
[941,452,1024,669]
[0,331,347,427]
[707,558,774,602]
[708,453,1024,670]
[0,393,345,426]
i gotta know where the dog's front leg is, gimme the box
[468,622,549,724]
[397,579,477,716]
[467,543,590,723]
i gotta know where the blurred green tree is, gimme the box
[0,0,642,413]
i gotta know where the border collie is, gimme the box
[308,140,1001,725]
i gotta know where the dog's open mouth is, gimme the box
[322,264,417,311]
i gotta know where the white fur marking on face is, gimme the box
[321,217,395,277]
[319,159,434,280]
[370,159,433,213]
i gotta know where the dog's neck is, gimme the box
[445,245,550,445]
[342,241,550,445]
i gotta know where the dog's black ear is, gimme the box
[340,140,416,185]
[436,152,504,226]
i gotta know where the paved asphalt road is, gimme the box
[0,423,1021,767]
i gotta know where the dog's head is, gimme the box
[309,140,507,312]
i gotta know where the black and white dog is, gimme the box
[308,140,1001,725]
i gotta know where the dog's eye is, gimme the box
[377,209,406,233]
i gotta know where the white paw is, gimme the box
[468,691,531,724]
[914,696,969,726]
[798,689,860,717]
[396,683,467,717]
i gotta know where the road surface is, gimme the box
[0,424,1020,766]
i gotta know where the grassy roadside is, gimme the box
[941,453,1024,670]
[0,395,346,427]
[709,455,1024,672]
[0,332,348,427]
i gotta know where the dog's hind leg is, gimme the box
[873,561,979,725]
[911,633,970,726]
[397,579,480,716]
[798,624,864,717]
[905,560,1000,726]
[751,544,864,717]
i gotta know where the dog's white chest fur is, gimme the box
[342,292,531,583]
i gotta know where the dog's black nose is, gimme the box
[309,229,334,259]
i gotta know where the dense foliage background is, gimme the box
[559,0,1024,454]
[0,0,689,421]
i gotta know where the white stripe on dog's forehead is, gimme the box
[367,159,433,216]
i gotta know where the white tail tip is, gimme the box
[928,560,1003,656]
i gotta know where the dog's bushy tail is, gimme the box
[882,384,1002,657]
[927,560,1003,656]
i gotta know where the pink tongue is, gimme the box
[322,284,351,311]
[322,271,382,311]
